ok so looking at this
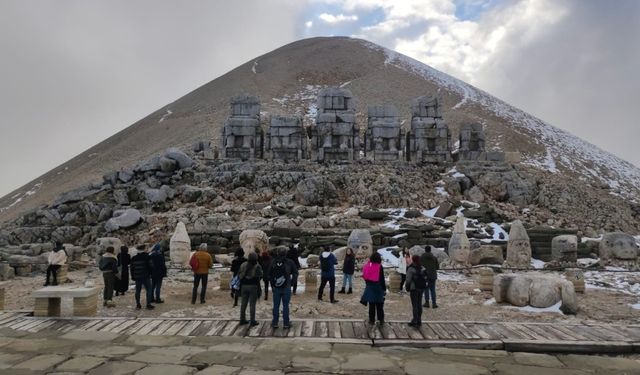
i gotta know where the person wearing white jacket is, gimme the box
[396,249,408,293]
[45,242,67,286]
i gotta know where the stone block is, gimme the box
[304,270,317,292]
[219,271,232,291]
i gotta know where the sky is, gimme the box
[0,0,638,197]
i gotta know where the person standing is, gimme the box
[258,249,272,301]
[397,249,407,293]
[150,244,167,304]
[191,243,213,304]
[44,242,67,286]
[238,252,262,326]
[338,248,355,294]
[130,244,154,310]
[421,246,439,308]
[318,247,339,303]
[286,245,301,295]
[115,246,131,296]
[361,252,386,325]
[99,246,119,307]
[405,255,427,327]
[269,247,298,329]
[230,249,247,307]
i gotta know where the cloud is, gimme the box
[305,20,313,28]
[318,13,359,23]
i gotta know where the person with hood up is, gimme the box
[405,255,427,327]
[258,249,272,301]
[338,248,356,294]
[420,245,439,308]
[230,248,246,307]
[238,252,262,326]
[191,243,213,304]
[361,252,386,325]
[286,245,301,294]
[44,241,67,286]
[149,243,167,303]
[269,247,298,328]
[130,244,155,310]
[98,246,119,307]
[318,246,338,303]
[115,246,131,296]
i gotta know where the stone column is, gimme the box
[219,271,232,291]
[305,270,318,293]
[34,297,61,317]
[478,267,494,292]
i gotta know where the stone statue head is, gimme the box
[239,229,269,254]
[347,229,373,260]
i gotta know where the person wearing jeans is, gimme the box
[269,248,298,328]
[191,243,213,304]
[338,248,355,294]
[238,252,262,326]
[130,245,154,310]
[405,255,426,327]
[420,246,439,308]
[98,246,119,307]
[318,248,338,303]
[150,244,167,304]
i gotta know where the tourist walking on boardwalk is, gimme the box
[259,249,272,301]
[338,248,355,294]
[318,247,339,303]
[269,247,298,328]
[115,246,131,296]
[421,246,439,308]
[99,246,119,307]
[130,244,155,310]
[286,245,301,294]
[405,255,427,327]
[44,241,67,286]
[238,252,262,326]
[230,248,246,307]
[397,248,408,293]
[150,244,167,304]
[361,252,386,325]
[190,243,213,304]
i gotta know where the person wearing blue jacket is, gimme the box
[317,247,338,303]
[149,243,167,304]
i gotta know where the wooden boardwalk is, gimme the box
[1,311,639,353]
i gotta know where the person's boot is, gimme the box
[423,301,429,308]
[338,287,345,294]
[432,303,438,308]
[146,304,155,310]
[347,287,352,294]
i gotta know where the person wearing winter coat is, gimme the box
[44,241,67,286]
[115,246,131,296]
[338,248,356,294]
[98,246,119,307]
[361,252,387,325]
[420,246,440,308]
[405,255,426,327]
[318,247,338,303]
[396,249,407,293]
[258,249,272,301]
[130,244,154,310]
[230,249,247,307]
[238,252,263,326]
[268,247,298,328]
[191,243,213,304]
[149,244,167,304]
[286,245,301,294]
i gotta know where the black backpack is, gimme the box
[412,265,427,290]
[320,256,330,272]
[271,260,290,288]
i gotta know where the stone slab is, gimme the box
[87,361,146,375]
[12,354,68,371]
[61,330,119,342]
[126,346,206,364]
[32,287,98,298]
[405,360,490,375]
[135,364,195,375]
[513,352,565,368]
[56,356,105,372]
[195,365,241,375]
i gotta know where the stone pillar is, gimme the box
[57,265,69,284]
[305,270,318,293]
[34,297,61,317]
[564,268,585,293]
[388,272,402,291]
[478,267,494,292]
[73,292,98,317]
[219,271,232,291]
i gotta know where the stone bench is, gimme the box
[32,286,99,317]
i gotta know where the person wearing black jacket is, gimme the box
[269,247,298,328]
[338,248,356,294]
[130,244,154,310]
[230,249,246,307]
[238,252,262,326]
[115,246,131,296]
[420,246,440,308]
[150,244,167,304]
[98,246,119,307]
[258,249,272,301]
[286,245,301,294]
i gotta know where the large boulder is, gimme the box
[469,245,503,265]
[159,157,178,173]
[53,186,101,207]
[50,226,83,244]
[96,237,123,256]
[239,229,269,254]
[104,209,142,232]
[599,232,638,260]
[504,220,531,268]
[164,148,195,169]
[181,186,202,203]
[493,273,578,314]
[294,177,338,206]
[0,262,15,280]
[551,235,578,263]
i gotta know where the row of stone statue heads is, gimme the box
[221,88,497,163]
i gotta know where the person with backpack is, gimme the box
[318,247,338,303]
[230,249,246,307]
[98,246,119,307]
[361,252,386,325]
[130,244,155,310]
[190,243,213,304]
[269,247,298,328]
[150,243,167,304]
[44,241,67,286]
[338,248,355,294]
[405,255,426,327]
[258,249,272,301]
[286,245,301,295]
[238,252,262,326]
[420,245,440,308]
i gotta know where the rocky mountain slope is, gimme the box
[2,37,639,225]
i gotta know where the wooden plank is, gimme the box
[124,320,149,335]
[339,322,356,339]
[327,321,341,339]
[591,325,631,341]
[99,320,128,333]
[497,323,530,340]
[234,322,251,337]
[87,320,113,332]
[260,321,274,337]
[379,323,397,339]
[205,321,228,336]
[111,319,138,334]
[427,323,452,339]
[513,324,552,341]
[163,321,188,336]
[179,320,204,337]
[389,322,410,340]
[483,324,510,340]
[10,319,35,330]
[20,319,51,332]
[417,323,437,340]
[247,321,264,337]
[0,314,25,327]
[570,325,611,341]
[150,320,178,336]
[191,321,215,337]
[466,323,493,340]
[352,322,369,340]
[370,323,383,340]
[78,319,103,331]
[525,324,564,341]
[289,321,303,338]
[316,321,329,338]
[551,325,590,341]
[60,323,80,333]
[29,319,57,333]
[454,323,481,340]
[301,320,315,337]
[219,321,238,337]
[136,320,165,336]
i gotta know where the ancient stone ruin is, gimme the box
[169,222,191,268]
[407,96,452,163]
[493,273,578,314]
[458,123,485,161]
[599,232,639,269]
[310,87,359,162]
[347,229,373,262]
[504,220,532,268]
[265,115,306,161]
[442,216,470,268]
[364,104,404,161]
[222,94,262,160]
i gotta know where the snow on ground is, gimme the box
[0,182,43,213]
[435,186,449,197]
[299,257,308,269]
[423,207,439,218]
[530,258,545,269]
[446,167,466,179]
[483,297,563,314]
[584,270,640,296]
[158,108,173,123]
[251,60,258,74]
[577,258,599,267]
[489,223,508,241]
[631,303,640,310]
[377,246,400,268]
[438,271,472,283]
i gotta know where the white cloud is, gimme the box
[318,13,359,24]
[305,20,313,28]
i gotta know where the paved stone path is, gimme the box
[1,312,639,354]
[1,323,640,375]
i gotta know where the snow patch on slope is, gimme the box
[159,108,173,123]
[0,182,43,213]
